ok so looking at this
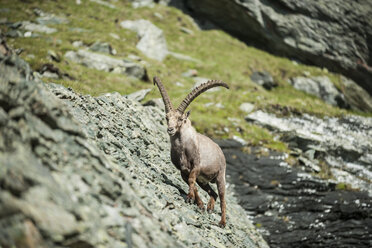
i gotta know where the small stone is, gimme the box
[89,41,115,55]
[90,0,116,9]
[154,12,163,19]
[250,71,277,90]
[175,81,184,87]
[24,31,32,37]
[48,50,61,62]
[239,103,254,113]
[21,21,57,34]
[109,33,120,40]
[180,27,194,35]
[72,40,84,47]
[232,135,248,146]
[182,69,198,77]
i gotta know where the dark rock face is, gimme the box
[185,0,372,95]
[219,141,372,248]
[0,38,268,248]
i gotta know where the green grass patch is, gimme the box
[1,0,367,152]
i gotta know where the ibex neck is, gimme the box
[170,119,196,145]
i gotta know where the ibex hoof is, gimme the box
[186,194,195,204]
[207,198,215,213]
[218,220,226,228]
[198,204,205,212]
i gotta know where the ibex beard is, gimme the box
[153,76,229,227]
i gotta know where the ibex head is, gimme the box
[153,76,229,136]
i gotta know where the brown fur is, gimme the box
[153,76,229,227]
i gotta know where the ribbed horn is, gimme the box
[177,80,229,114]
[153,76,173,113]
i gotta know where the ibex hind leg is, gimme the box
[216,172,226,228]
[197,182,218,213]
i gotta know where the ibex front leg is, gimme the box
[186,167,199,204]
[181,172,204,210]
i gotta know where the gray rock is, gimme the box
[36,15,69,25]
[126,88,152,102]
[90,0,116,9]
[130,0,155,8]
[47,50,60,62]
[290,76,347,108]
[5,29,23,38]
[120,19,168,61]
[72,40,84,47]
[185,0,372,95]
[339,76,372,112]
[109,33,120,40]
[21,21,57,34]
[180,27,194,35]
[0,8,10,13]
[89,41,116,55]
[239,102,254,113]
[246,110,372,195]
[250,71,277,90]
[64,49,147,79]
[232,135,248,146]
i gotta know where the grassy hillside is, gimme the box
[0,0,361,151]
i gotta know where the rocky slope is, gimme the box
[0,40,268,248]
[184,0,372,95]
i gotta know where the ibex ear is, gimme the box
[183,110,190,122]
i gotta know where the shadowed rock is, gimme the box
[184,0,372,95]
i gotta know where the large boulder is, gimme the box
[120,19,169,61]
[339,76,372,112]
[289,76,347,108]
[185,0,372,95]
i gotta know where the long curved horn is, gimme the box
[177,80,229,113]
[153,76,174,113]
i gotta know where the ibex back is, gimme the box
[153,76,229,227]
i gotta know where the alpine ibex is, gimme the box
[153,76,229,227]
